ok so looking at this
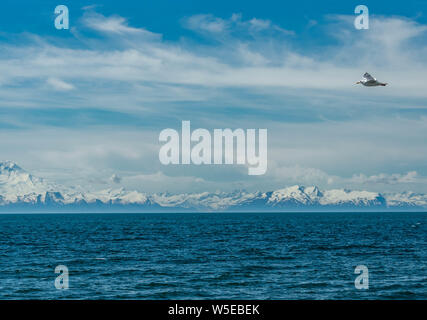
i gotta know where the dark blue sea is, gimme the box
[0,212,425,299]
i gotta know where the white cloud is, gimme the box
[82,12,159,38]
[270,164,335,185]
[248,18,271,31]
[110,174,122,184]
[46,77,75,91]
[184,14,228,34]
[351,171,419,185]
[183,13,294,37]
[124,172,206,193]
[267,162,423,191]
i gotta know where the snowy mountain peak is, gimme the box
[0,161,34,184]
[268,185,315,205]
[0,160,23,173]
[0,161,59,201]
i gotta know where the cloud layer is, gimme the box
[0,9,427,193]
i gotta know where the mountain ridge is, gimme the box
[0,161,426,212]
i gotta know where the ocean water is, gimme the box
[0,212,425,300]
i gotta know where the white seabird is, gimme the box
[355,72,387,87]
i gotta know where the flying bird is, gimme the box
[355,72,387,87]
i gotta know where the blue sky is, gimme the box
[1,0,427,193]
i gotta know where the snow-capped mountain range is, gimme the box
[0,161,426,212]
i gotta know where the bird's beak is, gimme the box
[355,81,360,85]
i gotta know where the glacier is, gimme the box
[0,161,426,212]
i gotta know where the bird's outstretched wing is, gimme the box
[363,72,376,81]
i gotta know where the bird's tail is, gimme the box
[380,83,387,86]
